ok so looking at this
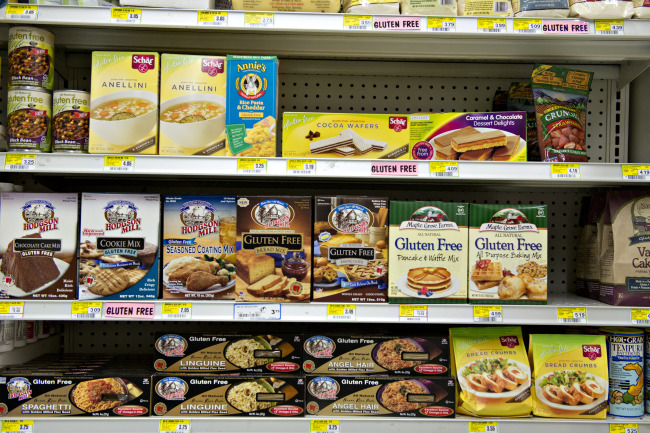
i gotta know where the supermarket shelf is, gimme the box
[0,334,61,368]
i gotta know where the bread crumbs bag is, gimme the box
[530,334,608,419]
[451,326,532,417]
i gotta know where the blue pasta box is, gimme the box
[226,55,278,158]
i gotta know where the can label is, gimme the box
[53,91,90,152]
[8,26,55,91]
[7,88,52,152]
[607,334,644,417]
[645,333,650,414]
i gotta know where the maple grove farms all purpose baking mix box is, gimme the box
[469,204,548,305]
[282,113,409,159]
[388,201,468,304]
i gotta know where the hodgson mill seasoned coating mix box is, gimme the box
[162,195,237,300]
[388,201,468,304]
[89,52,159,154]
[313,196,389,303]
[236,196,311,302]
[469,204,548,304]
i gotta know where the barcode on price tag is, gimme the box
[344,15,373,30]
[631,309,650,325]
[5,154,36,171]
[399,305,428,322]
[0,302,25,319]
[162,303,192,320]
[469,421,498,433]
[287,159,316,175]
[327,304,356,321]
[311,420,340,433]
[427,17,456,32]
[237,158,267,174]
[104,156,135,172]
[430,161,459,177]
[159,419,190,433]
[1,420,33,433]
[71,302,102,319]
[551,163,580,179]
[557,307,587,324]
[5,5,38,20]
[610,424,639,433]
[244,12,274,27]
[110,8,142,24]
[197,10,228,26]
[595,20,624,35]
[477,18,507,33]
[473,306,502,322]
[234,303,281,320]
[513,18,542,33]
[622,165,650,180]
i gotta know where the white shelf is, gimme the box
[0,334,61,368]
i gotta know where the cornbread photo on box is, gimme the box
[312,196,389,303]
[78,193,160,300]
[162,195,236,300]
[236,196,311,302]
[409,112,527,161]
[159,54,227,156]
[89,52,159,154]
[469,204,548,304]
[388,201,468,304]
[283,113,409,159]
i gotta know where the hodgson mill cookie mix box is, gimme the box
[89,52,160,154]
[162,195,237,300]
[78,193,160,300]
[389,201,468,304]
[469,204,548,304]
[313,196,389,303]
[236,196,311,302]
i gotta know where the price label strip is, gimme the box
[477,18,506,33]
[427,17,456,32]
[71,302,102,319]
[399,305,428,322]
[5,5,38,20]
[430,161,459,177]
[0,302,25,319]
[631,309,650,325]
[197,10,228,26]
[473,306,502,323]
[244,12,274,28]
[159,419,190,433]
[311,420,340,433]
[610,424,639,433]
[551,163,580,179]
[237,158,267,174]
[162,303,192,320]
[234,303,281,320]
[327,304,356,321]
[622,165,650,180]
[1,420,34,433]
[287,159,316,175]
[557,307,587,324]
[110,8,142,24]
[343,15,373,30]
[513,18,542,34]
[104,156,135,172]
[595,20,624,35]
[5,154,36,171]
[469,421,498,433]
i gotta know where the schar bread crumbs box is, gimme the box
[162,195,236,300]
[0,193,78,299]
[78,193,160,300]
[388,201,468,304]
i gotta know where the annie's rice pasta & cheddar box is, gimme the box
[89,52,159,154]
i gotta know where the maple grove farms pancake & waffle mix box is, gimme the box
[469,204,548,305]
[151,375,305,417]
[304,375,455,417]
[302,335,449,376]
[236,196,311,302]
[388,201,468,304]
[0,193,78,299]
[78,193,160,300]
[153,333,302,374]
[162,195,236,300]
[450,326,532,417]
[89,52,159,155]
[313,196,388,303]
[530,334,608,419]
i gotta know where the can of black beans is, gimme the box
[52,90,90,152]
[7,86,52,152]
[8,26,55,91]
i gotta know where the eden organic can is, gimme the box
[601,327,644,417]
[8,26,55,91]
[53,90,90,152]
[7,86,52,152]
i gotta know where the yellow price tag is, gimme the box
[343,15,373,30]
[469,421,498,433]
[0,302,25,318]
[557,307,586,323]
[162,303,192,319]
[610,424,639,433]
[197,10,227,26]
[595,19,624,35]
[513,18,541,33]
[473,306,502,322]
[244,12,274,27]
[399,305,428,322]
[310,420,340,433]
[550,163,580,179]
[237,158,267,173]
[110,8,142,23]
[286,159,316,175]
[477,18,506,32]
[5,154,36,170]
[5,5,38,20]
[430,161,459,177]
[1,420,33,433]
[71,302,102,319]
[426,17,455,32]
[159,419,190,433]
[327,304,356,320]
[622,164,650,180]
[631,309,650,325]
[104,155,135,172]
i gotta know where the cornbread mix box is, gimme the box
[409,112,527,161]
[282,113,409,159]
[302,335,450,376]
[313,196,388,303]
[0,193,78,299]
[162,195,237,300]
[305,375,456,417]
[153,333,302,374]
[151,375,305,417]
[388,201,468,304]
[78,193,160,300]
[236,196,311,302]
[469,204,548,305]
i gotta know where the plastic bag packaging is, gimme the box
[633,0,650,17]
[401,0,457,15]
[569,0,633,19]
[343,0,400,14]
[512,0,569,17]
[458,0,513,15]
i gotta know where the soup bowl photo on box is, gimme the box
[160,94,226,149]
[90,90,157,146]
[458,359,531,405]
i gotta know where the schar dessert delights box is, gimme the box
[313,196,389,303]
[162,195,236,300]
[225,55,278,158]
[0,193,78,299]
[469,204,548,304]
[236,196,311,302]
[160,54,227,156]
[388,201,468,304]
[283,113,409,159]
[78,193,160,300]
[409,112,527,161]
[89,52,160,154]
